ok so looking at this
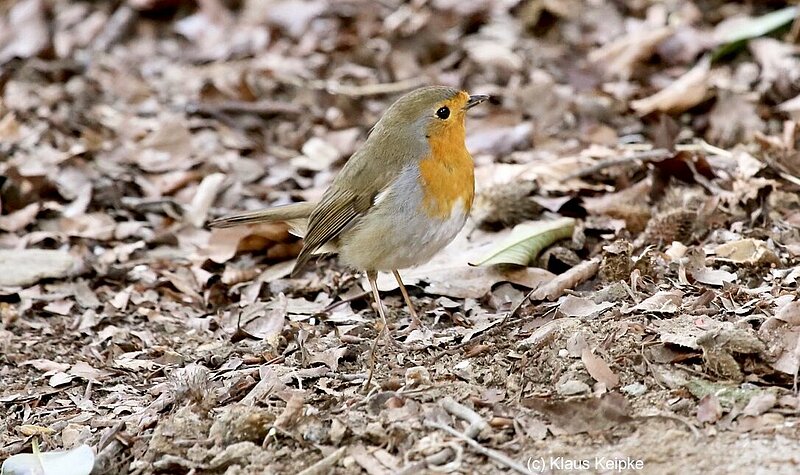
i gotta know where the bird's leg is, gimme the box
[392,269,423,333]
[364,270,386,391]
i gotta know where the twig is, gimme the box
[561,149,671,181]
[322,291,369,313]
[277,75,425,97]
[424,421,532,475]
[449,290,534,352]
[530,258,600,301]
[441,397,488,438]
[296,447,347,475]
[501,289,535,326]
[639,412,701,439]
[186,100,304,117]
[92,5,137,52]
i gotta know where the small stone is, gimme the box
[557,380,591,396]
[622,382,647,396]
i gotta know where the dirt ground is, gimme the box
[2,0,800,473]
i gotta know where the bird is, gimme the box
[210,85,488,342]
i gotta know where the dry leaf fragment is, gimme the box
[759,300,800,376]
[589,26,674,80]
[631,57,711,115]
[696,394,723,423]
[186,173,227,227]
[581,348,620,389]
[0,0,50,64]
[743,392,777,417]
[712,239,780,267]
[625,290,683,314]
[522,392,632,435]
[0,202,40,232]
[275,392,305,429]
[308,346,347,371]
[557,295,614,319]
[0,250,77,287]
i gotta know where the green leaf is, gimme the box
[470,217,575,267]
[712,6,798,61]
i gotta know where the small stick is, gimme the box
[296,447,347,475]
[561,149,671,181]
[187,100,304,117]
[530,258,600,301]
[424,421,532,475]
[322,291,369,313]
[441,397,488,438]
[92,5,137,52]
[278,76,424,97]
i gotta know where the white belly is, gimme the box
[337,167,470,272]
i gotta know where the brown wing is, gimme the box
[291,187,373,276]
[291,120,420,276]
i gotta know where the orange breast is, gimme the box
[418,122,474,219]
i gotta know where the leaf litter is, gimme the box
[2,0,800,473]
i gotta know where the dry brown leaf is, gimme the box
[204,222,292,264]
[626,290,683,314]
[759,300,800,376]
[712,239,780,267]
[0,202,40,232]
[697,394,723,423]
[631,57,711,115]
[522,392,632,435]
[558,295,614,319]
[589,26,674,79]
[0,0,50,64]
[581,348,620,389]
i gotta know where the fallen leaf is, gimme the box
[696,394,723,423]
[581,348,620,389]
[470,217,575,267]
[626,290,683,314]
[522,392,632,435]
[558,295,614,319]
[631,57,711,115]
[0,250,77,287]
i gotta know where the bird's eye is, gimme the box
[435,106,450,120]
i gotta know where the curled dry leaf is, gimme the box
[581,348,620,389]
[631,56,711,115]
[696,393,723,424]
[589,26,674,80]
[530,258,600,302]
[0,250,77,287]
[625,290,683,315]
[470,217,575,267]
[185,173,227,228]
[522,392,632,435]
[712,239,780,267]
[758,300,800,376]
[204,222,293,264]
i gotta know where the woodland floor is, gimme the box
[2,0,800,474]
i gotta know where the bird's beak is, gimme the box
[465,94,490,110]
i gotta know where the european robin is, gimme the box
[210,86,488,339]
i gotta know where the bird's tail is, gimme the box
[208,202,316,235]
